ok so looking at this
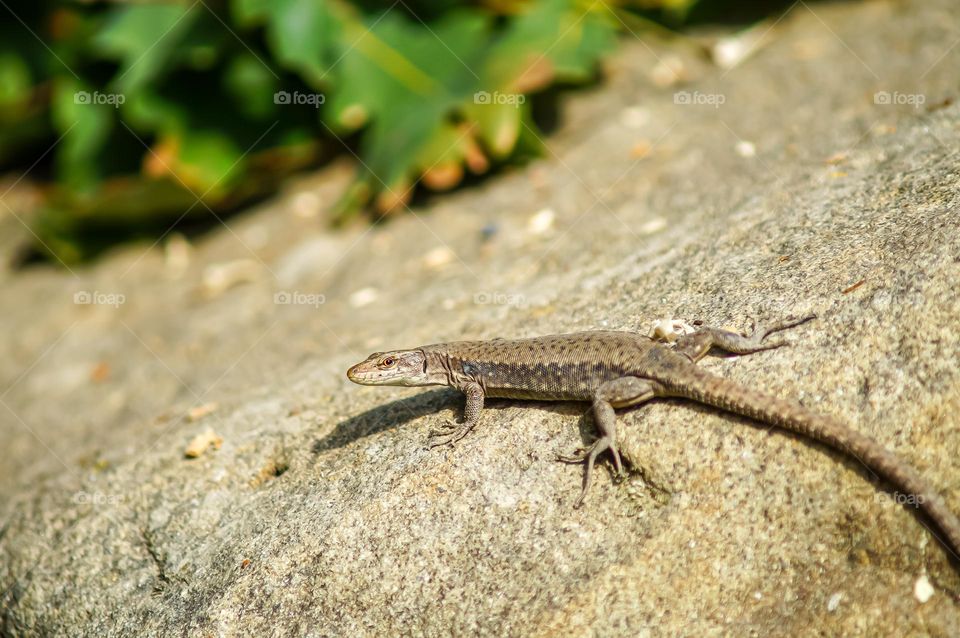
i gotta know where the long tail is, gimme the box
[658,366,960,560]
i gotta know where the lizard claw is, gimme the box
[743,314,817,351]
[428,419,458,436]
[556,448,589,464]
[426,419,473,448]
[558,437,625,508]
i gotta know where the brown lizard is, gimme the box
[346,316,960,561]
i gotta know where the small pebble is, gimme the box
[350,287,379,308]
[188,402,219,422]
[423,246,454,269]
[291,191,322,218]
[201,259,260,297]
[914,574,934,603]
[824,152,847,165]
[827,592,842,612]
[649,318,696,343]
[649,55,687,87]
[528,209,555,235]
[242,224,269,250]
[735,141,756,158]
[619,106,651,129]
[712,22,770,69]
[630,140,653,159]
[639,218,667,235]
[90,361,111,383]
[164,234,191,278]
[185,427,223,458]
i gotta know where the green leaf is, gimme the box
[232,0,342,85]
[324,1,618,211]
[7,0,662,259]
[50,77,116,191]
[463,100,523,159]
[482,0,618,90]
[173,130,246,199]
[94,3,202,94]
[325,10,490,195]
[121,89,186,134]
[223,52,281,119]
[547,2,619,81]
[0,52,31,109]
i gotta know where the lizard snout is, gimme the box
[346,362,365,383]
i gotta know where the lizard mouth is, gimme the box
[347,362,388,384]
[346,363,364,383]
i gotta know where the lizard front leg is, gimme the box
[428,381,484,447]
[558,377,655,507]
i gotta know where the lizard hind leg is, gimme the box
[674,314,817,363]
[557,377,655,507]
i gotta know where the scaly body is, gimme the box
[346,317,960,561]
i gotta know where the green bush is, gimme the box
[1,0,704,263]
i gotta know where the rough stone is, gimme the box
[2,0,959,635]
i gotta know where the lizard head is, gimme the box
[347,349,430,386]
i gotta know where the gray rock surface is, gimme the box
[2,0,960,635]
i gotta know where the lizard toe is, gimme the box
[556,448,589,464]
[567,436,623,507]
[426,420,474,448]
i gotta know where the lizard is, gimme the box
[346,315,960,561]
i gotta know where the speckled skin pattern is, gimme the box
[347,319,960,562]
[422,332,656,401]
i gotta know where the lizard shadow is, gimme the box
[314,388,960,571]
[635,397,886,481]
[649,399,960,570]
[312,390,591,455]
[312,389,455,454]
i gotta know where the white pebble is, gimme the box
[423,246,454,269]
[827,592,842,612]
[649,55,686,87]
[349,287,379,308]
[291,191,322,218]
[619,106,651,129]
[528,208,555,235]
[164,234,191,278]
[735,140,756,158]
[649,318,696,343]
[639,217,667,235]
[914,574,934,603]
[201,259,261,296]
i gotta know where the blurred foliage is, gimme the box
[0,0,712,263]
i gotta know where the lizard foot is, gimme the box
[741,314,817,351]
[557,436,624,508]
[426,420,474,448]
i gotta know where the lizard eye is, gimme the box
[380,356,396,367]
